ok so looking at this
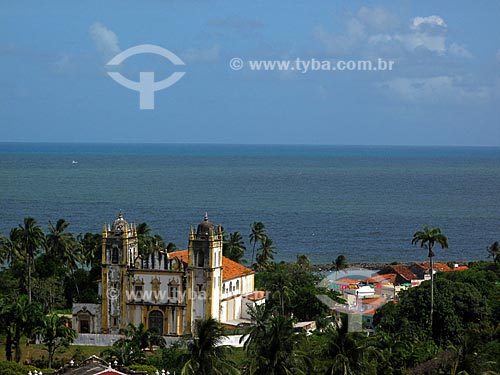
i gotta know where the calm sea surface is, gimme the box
[0,143,499,264]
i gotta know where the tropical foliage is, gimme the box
[2,217,500,375]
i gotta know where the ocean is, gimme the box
[0,143,499,264]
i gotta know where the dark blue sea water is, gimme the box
[1,143,499,264]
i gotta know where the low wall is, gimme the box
[73,334,246,347]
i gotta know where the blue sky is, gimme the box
[1,1,499,145]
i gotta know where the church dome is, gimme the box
[112,210,128,232]
[196,212,214,236]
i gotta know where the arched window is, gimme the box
[112,247,119,264]
[197,251,205,267]
[149,310,164,335]
[236,280,240,291]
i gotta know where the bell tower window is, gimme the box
[197,250,205,267]
[112,247,119,264]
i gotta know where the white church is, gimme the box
[72,212,265,338]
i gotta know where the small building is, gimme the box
[378,265,417,285]
[37,355,147,374]
[409,262,452,280]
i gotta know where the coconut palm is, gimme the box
[411,226,448,328]
[182,318,239,375]
[7,295,43,362]
[0,229,20,266]
[331,255,348,280]
[166,242,178,252]
[487,241,500,266]
[39,313,77,368]
[224,231,246,263]
[268,269,295,316]
[323,316,371,375]
[243,313,309,375]
[46,219,82,297]
[77,232,102,269]
[126,322,165,351]
[136,222,153,255]
[13,217,45,303]
[102,338,145,366]
[46,219,80,271]
[255,236,275,271]
[249,222,266,266]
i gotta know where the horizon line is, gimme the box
[1,141,500,149]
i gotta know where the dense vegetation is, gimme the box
[1,218,499,374]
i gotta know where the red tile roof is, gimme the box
[169,249,189,262]
[365,274,396,284]
[246,291,266,301]
[336,279,361,284]
[222,256,253,281]
[452,265,469,271]
[380,265,417,281]
[361,297,386,305]
[417,262,452,272]
[168,250,253,281]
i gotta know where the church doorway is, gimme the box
[149,310,164,335]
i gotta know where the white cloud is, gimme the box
[317,9,469,58]
[89,22,120,59]
[411,15,447,30]
[380,76,489,102]
[357,7,399,32]
[396,15,447,54]
[181,45,220,63]
[313,21,364,56]
[449,43,472,58]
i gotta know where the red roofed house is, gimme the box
[73,212,263,339]
[409,262,452,280]
[378,265,417,285]
[46,355,147,374]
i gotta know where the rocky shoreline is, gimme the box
[310,262,390,272]
[310,260,471,273]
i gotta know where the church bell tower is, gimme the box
[101,211,138,334]
[186,213,223,332]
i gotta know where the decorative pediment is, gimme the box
[133,277,144,286]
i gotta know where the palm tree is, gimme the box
[126,323,165,351]
[182,318,239,375]
[487,241,500,266]
[13,218,45,303]
[166,241,178,253]
[412,226,448,328]
[77,232,102,269]
[269,269,295,316]
[255,236,275,271]
[331,255,348,280]
[9,295,43,362]
[249,222,266,266]
[102,338,145,366]
[243,314,309,375]
[322,316,371,375]
[39,313,77,368]
[136,222,153,255]
[0,229,21,266]
[46,219,81,297]
[46,219,81,270]
[224,231,246,263]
